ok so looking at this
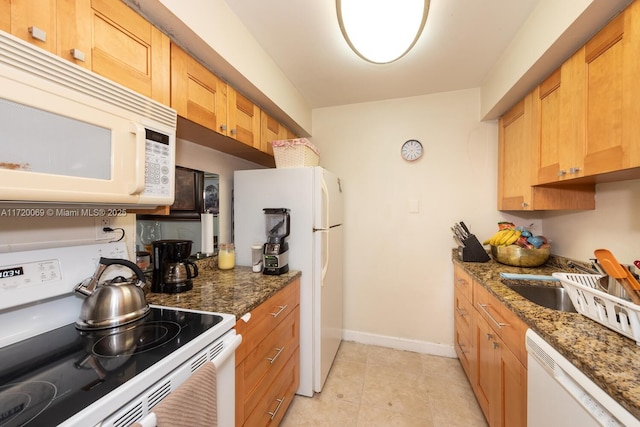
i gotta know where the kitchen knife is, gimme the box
[454,223,469,239]
[453,235,465,247]
[451,226,466,242]
[459,221,471,237]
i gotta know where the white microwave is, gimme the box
[0,31,176,207]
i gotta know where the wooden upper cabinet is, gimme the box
[535,4,640,184]
[260,110,296,156]
[57,0,92,68]
[170,43,227,133]
[227,86,261,149]
[90,0,170,104]
[7,0,91,68]
[0,1,10,33]
[498,96,534,210]
[498,93,595,211]
[9,0,57,53]
[534,52,586,184]
[583,7,640,176]
[534,68,564,184]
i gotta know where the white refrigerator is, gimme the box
[233,166,344,396]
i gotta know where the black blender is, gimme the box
[262,208,290,275]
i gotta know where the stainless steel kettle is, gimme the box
[74,257,149,330]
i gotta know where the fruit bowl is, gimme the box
[490,245,550,267]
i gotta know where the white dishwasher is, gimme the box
[526,329,639,427]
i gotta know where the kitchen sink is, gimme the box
[505,283,577,312]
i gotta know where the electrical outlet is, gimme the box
[95,217,111,240]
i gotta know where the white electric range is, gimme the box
[0,242,239,427]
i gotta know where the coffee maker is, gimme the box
[151,239,199,293]
[262,208,290,275]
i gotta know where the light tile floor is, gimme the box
[281,341,488,427]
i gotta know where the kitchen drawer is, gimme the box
[454,265,474,302]
[244,347,299,427]
[474,282,527,365]
[454,308,473,378]
[242,306,299,402]
[454,286,473,331]
[236,281,299,362]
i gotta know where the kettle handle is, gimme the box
[99,257,146,283]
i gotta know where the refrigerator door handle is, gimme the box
[320,173,330,230]
[319,229,329,286]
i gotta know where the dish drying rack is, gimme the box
[553,273,640,346]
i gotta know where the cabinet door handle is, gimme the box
[455,307,467,317]
[492,341,500,350]
[457,342,467,354]
[230,128,237,135]
[70,48,86,62]
[455,278,468,287]
[558,170,567,177]
[266,346,285,364]
[267,397,285,420]
[569,167,581,174]
[478,303,508,328]
[28,26,46,42]
[270,305,288,318]
[220,124,227,132]
[486,333,493,341]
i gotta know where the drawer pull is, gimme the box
[267,397,285,420]
[28,26,47,42]
[457,342,467,354]
[269,305,288,318]
[456,278,468,286]
[478,303,508,328]
[266,346,285,364]
[70,48,86,62]
[455,307,467,317]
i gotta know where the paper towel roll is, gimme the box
[201,213,214,255]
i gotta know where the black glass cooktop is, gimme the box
[0,307,222,427]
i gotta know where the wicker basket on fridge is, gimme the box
[271,138,320,168]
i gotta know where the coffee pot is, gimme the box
[151,239,199,293]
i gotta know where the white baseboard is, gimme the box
[342,329,457,358]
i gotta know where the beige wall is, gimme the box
[540,180,640,264]
[311,88,501,355]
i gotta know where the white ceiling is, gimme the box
[224,0,541,109]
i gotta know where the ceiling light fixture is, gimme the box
[336,0,430,64]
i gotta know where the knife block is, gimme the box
[459,234,490,262]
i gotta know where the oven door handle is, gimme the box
[213,334,242,369]
[133,333,242,427]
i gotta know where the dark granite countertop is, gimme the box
[144,258,301,320]
[452,250,640,420]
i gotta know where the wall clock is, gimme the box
[401,139,423,161]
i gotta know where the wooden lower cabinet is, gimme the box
[235,279,300,426]
[474,312,526,427]
[453,265,527,427]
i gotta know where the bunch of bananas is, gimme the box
[483,228,522,246]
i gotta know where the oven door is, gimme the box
[102,330,241,427]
